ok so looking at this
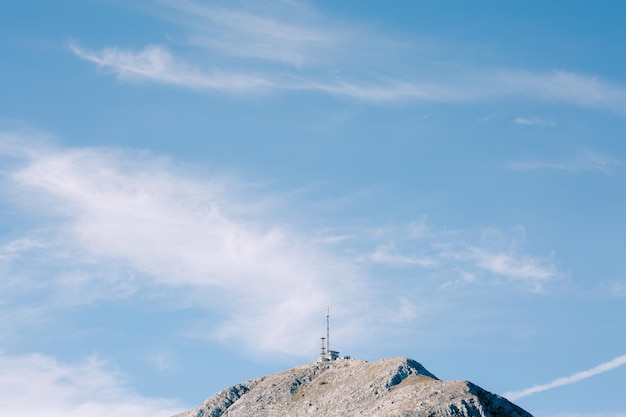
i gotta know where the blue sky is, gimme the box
[1,1,626,416]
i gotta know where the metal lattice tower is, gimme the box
[326,306,330,355]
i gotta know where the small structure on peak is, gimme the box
[317,306,342,362]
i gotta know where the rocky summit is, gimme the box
[174,357,533,417]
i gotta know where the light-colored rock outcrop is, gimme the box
[176,357,532,417]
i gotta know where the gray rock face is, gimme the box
[177,357,533,417]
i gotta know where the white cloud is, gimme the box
[549,411,626,417]
[70,42,462,101]
[157,0,334,67]
[70,43,274,92]
[504,353,626,401]
[364,245,438,268]
[1,137,364,356]
[608,281,626,297]
[466,247,556,290]
[0,238,44,261]
[0,351,186,417]
[71,44,626,111]
[488,70,625,111]
[145,350,176,372]
[65,2,626,111]
[509,148,622,174]
[357,223,558,292]
[513,117,556,126]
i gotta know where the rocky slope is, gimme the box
[174,357,532,417]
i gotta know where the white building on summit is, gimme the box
[317,306,341,362]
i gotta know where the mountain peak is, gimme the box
[176,357,533,417]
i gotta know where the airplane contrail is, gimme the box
[505,353,626,401]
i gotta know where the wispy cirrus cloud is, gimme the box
[549,411,626,417]
[359,223,558,292]
[155,0,335,67]
[70,41,626,109]
[0,238,44,262]
[491,69,626,113]
[363,244,438,268]
[505,353,626,401]
[464,247,556,291]
[509,148,622,174]
[68,1,626,111]
[513,117,556,126]
[607,281,626,297]
[0,351,185,417]
[0,133,367,356]
[70,43,274,92]
[69,42,465,101]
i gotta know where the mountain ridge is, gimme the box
[174,357,533,417]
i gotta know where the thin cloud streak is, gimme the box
[70,41,626,112]
[358,223,558,292]
[68,0,626,112]
[0,238,44,261]
[157,0,334,66]
[505,353,626,400]
[365,245,438,268]
[509,149,622,174]
[69,42,460,101]
[513,117,556,126]
[467,247,555,282]
[492,70,626,112]
[549,411,626,417]
[609,281,626,297]
[70,43,274,92]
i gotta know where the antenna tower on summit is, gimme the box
[317,305,342,362]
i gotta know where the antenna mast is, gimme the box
[326,305,330,355]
